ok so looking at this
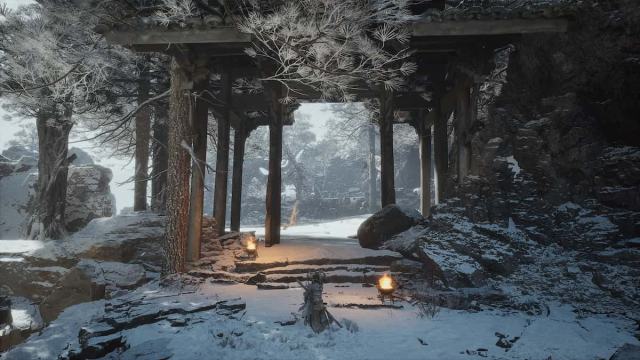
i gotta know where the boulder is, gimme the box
[65,165,115,232]
[357,204,422,249]
[39,267,99,323]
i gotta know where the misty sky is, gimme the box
[0,0,336,212]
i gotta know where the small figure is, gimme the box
[298,271,341,333]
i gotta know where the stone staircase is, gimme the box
[189,231,409,291]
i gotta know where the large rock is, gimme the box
[357,204,422,249]
[65,165,115,232]
[0,153,115,237]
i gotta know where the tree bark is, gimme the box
[367,123,377,213]
[213,72,231,236]
[30,104,73,240]
[134,71,151,211]
[378,91,396,207]
[186,74,210,262]
[151,102,169,214]
[230,123,249,232]
[163,58,195,275]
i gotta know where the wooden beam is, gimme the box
[186,72,210,262]
[433,104,448,205]
[230,123,254,232]
[412,18,569,37]
[455,84,472,184]
[213,72,232,236]
[417,111,432,217]
[367,123,377,213]
[264,81,284,247]
[104,27,251,46]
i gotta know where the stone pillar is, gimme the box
[213,72,231,236]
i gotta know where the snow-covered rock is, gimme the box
[65,165,115,232]
[0,149,116,237]
[357,204,422,249]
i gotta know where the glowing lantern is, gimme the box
[245,235,258,257]
[377,273,395,296]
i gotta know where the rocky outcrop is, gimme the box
[439,1,640,253]
[0,148,116,238]
[357,205,422,249]
[0,213,164,325]
[384,214,522,288]
[65,165,115,232]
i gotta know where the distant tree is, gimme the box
[0,3,114,239]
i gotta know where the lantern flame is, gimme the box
[379,273,394,290]
[246,240,257,251]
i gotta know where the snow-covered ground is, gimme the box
[4,279,637,360]
[241,215,370,239]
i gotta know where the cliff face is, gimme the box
[444,0,640,252]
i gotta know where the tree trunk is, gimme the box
[163,58,195,275]
[134,72,151,211]
[367,123,377,213]
[378,91,396,207]
[151,102,169,214]
[186,74,210,262]
[230,124,249,232]
[30,104,73,240]
[213,72,231,237]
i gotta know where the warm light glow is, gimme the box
[246,241,257,251]
[379,273,394,290]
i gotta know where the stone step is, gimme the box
[260,263,389,275]
[235,254,401,273]
[264,270,385,284]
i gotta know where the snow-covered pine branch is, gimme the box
[235,0,418,102]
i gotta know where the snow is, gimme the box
[0,212,164,261]
[5,281,638,360]
[0,239,44,254]
[241,214,370,239]
[236,233,401,265]
[505,155,521,177]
